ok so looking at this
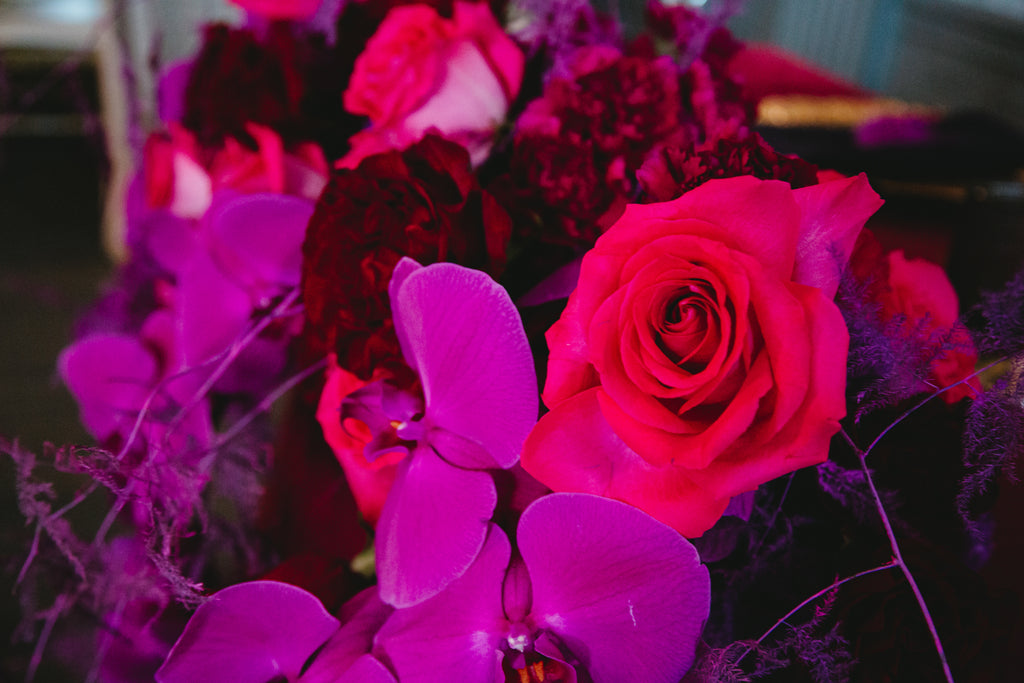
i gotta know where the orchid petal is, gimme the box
[333,655,397,683]
[517,257,582,307]
[59,335,157,442]
[390,259,538,470]
[301,588,394,683]
[177,249,253,367]
[155,581,339,683]
[206,193,314,290]
[374,526,510,682]
[518,493,710,683]
[375,445,497,607]
[142,209,200,276]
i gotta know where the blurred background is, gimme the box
[1,0,1022,677]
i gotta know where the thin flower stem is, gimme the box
[843,427,956,683]
[47,480,101,523]
[734,561,898,668]
[117,291,302,460]
[91,479,136,550]
[209,357,327,454]
[165,289,302,435]
[861,355,1007,459]
[747,471,795,560]
[15,524,42,588]
[25,592,71,683]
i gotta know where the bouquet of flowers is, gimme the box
[6,0,1022,680]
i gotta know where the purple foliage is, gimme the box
[509,0,621,74]
[836,269,944,417]
[958,368,1024,544]
[817,458,899,528]
[694,589,854,683]
[968,267,1024,356]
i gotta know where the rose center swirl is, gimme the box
[658,280,722,370]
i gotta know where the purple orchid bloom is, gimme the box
[373,492,711,682]
[338,258,538,608]
[176,192,313,393]
[59,308,213,460]
[156,581,395,683]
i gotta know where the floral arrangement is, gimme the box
[5,0,1022,681]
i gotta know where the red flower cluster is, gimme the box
[301,134,512,382]
[502,19,754,248]
[183,24,308,147]
[507,45,690,243]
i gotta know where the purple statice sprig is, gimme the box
[507,0,621,71]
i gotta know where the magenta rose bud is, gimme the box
[523,174,884,537]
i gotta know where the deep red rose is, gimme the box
[301,134,511,381]
[638,130,820,202]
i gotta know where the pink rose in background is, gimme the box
[229,0,322,19]
[144,123,327,219]
[341,1,524,167]
[523,174,883,537]
[880,250,979,403]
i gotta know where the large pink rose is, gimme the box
[522,174,883,537]
[341,1,524,167]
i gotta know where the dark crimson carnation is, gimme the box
[645,0,744,72]
[507,46,691,245]
[556,52,687,168]
[638,130,819,202]
[183,23,307,146]
[301,134,511,381]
